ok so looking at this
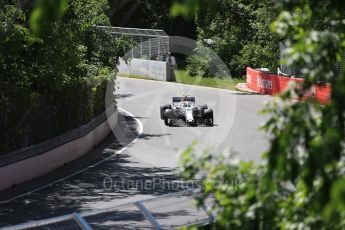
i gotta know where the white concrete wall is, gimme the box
[118,58,172,81]
[0,110,118,192]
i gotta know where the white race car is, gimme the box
[160,97,214,126]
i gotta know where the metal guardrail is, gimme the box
[1,190,213,230]
[0,107,117,167]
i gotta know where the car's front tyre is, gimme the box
[164,116,169,126]
[164,117,173,126]
[160,104,172,120]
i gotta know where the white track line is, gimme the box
[0,108,143,205]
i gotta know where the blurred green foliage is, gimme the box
[30,0,67,36]
[178,0,345,229]
[170,0,200,21]
[0,1,132,154]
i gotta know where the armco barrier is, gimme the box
[0,107,118,192]
[246,67,331,104]
[1,189,213,230]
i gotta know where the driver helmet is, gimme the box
[182,95,188,107]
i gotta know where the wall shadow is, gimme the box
[0,113,195,227]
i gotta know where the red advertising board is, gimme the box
[246,67,331,104]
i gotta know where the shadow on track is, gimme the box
[115,93,134,99]
[0,113,190,227]
[139,133,171,140]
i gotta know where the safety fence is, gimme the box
[1,190,214,230]
[95,26,169,61]
[246,67,331,104]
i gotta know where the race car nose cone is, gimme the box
[186,108,194,122]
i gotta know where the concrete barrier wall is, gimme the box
[118,58,172,81]
[0,109,118,192]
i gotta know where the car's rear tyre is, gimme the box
[160,104,171,120]
[206,115,214,126]
[203,109,214,126]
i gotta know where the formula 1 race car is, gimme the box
[160,96,214,126]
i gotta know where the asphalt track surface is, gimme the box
[114,77,271,167]
[0,77,272,227]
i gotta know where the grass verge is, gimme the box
[174,70,244,91]
[117,70,245,91]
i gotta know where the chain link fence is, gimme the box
[2,190,213,230]
[95,26,169,61]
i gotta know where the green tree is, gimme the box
[108,0,196,38]
[0,0,131,154]
[179,0,279,78]
[178,0,345,229]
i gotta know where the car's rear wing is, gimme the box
[173,97,195,103]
